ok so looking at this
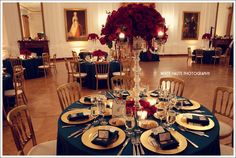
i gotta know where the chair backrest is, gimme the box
[195,49,203,57]
[214,47,222,56]
[57,82,81,111]
[13,65,24,76]
[212,86,233,119]
[7,105,37,155]
[51,54,57,64]
[69,61,83,77]
[159,77,185,96]
[64,58,71,74]
[13,70,25,106]
[111,76,125,90]
[95,61,110,74]
[72,51,79,62]
[42,53,50,65]
[9,57,22,68]
[187,47,192,56]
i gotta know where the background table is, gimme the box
[192,49,218,64]
[79,52,92,60]
[57,100,220,155]
[2,73,15,107]
[79,60,120,89]
[140,51,160,62]
[3,58,44,79]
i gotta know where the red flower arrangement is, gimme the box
[126,99,157,116]
[100,3,168,48]
[202,33,212,40]
[92,49,108,57]
[88,33,99,40]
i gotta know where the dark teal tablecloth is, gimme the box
[79,61,120,89]
[140,51,160,62]
[3,73,15,106]
[192,50,220,64]
[56,101,220,155]
[3,58,44,79]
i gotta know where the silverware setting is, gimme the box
[74,124,93,138]
[117,138,130,155]
[136,136,145,155]
[178,126,209,137]
[62,125,77,128]
[131,137,137,155]
[184,136,199,148]
[67,123,91,138]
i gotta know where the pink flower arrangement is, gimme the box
[88,33,99,40]
[202,33,212,40]
[126,99,157,116]
[92,49,108,57]
[100,3,168,48]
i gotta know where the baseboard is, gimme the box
[159,54,187,56]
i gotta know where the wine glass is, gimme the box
[166,110,176,130]
[124,108,135,137]
[97,100,107,125]
[156,106,166,126]
[90,102,99,125]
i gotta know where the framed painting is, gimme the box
[182,12,200,40]
[64,9,87,41]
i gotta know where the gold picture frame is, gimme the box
[182,11,200,40]
[64,8,87,41]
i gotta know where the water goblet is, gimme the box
[90,103,99,125]
[166,110,176,130]
[97,100,107,125]
[124,109,135,137]
[156,106,166,126]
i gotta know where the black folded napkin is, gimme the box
[105,91,115,99]
[151,131,179,150]
[176,100,193,106]
[67,112,89,121]
[84,97,92,103]
[186,115,209,126]
[92,130,119,147]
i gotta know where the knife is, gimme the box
[67,124,90,138]
[117,138,130,155]
[74,124,92,138]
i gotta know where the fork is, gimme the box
[178,126,209,137]
[131,137,136,155]
[136,136,145,155]
[135,137,140,155]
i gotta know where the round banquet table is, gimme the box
[79,60,120,89]
[56,98,220,155]
[192,49,220,64]
[3,58,44,79]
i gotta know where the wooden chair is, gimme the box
[57,82,81,111]
[113,58,133,77]
[195,49,204,64]
[38,53,50,77]
[94,61,110,90]
[111,76,125,90]
[64,58,73,83]
[13,65,25,80]
[187,47,195,62]
[212,86,233,144]
[9,57,26,74]
[69,61,87,84]
[49,54,57,73]
[7,105,56,155]
[159,77,185,96]
[220,48,229,64]
[220,144,233,155]
[212,47,222,64]
[4,70,27,107]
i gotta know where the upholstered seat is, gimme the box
[219,121,233,138]
[73,73,87,78]
[220,144,233,155]
[27,140,57,155]
[4,89,23,96]
[95,74,108,79]
[112,72,125,76]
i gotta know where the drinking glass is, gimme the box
[97,100,107,125]
[124,109,135,137]
[90,103,99,125]
[156,106,166,126]
[166,110,176,129]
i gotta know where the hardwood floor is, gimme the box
[2,56,233,155]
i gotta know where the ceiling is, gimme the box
[20,3,41,12]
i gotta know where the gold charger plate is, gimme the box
[61,109,94,125]
[140,129,187,154]
[81,125,126,150]
[181,100,201,110]
[79,94,106,105]
[176,113,215,131]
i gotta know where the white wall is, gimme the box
[29,12,44,38]
[3,2,232,58]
